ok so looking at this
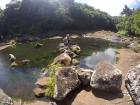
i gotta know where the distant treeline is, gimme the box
[116,5,140,36]
[0,0,116,38]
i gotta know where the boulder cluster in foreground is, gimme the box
[33,38,124,103]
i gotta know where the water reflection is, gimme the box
[80,48,116,69]
[0,53,39,101]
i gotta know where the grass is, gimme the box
[117,30,128,36]
[45,64,61,97]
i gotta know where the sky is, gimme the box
[76,0,140,16]
[0,0,140,16]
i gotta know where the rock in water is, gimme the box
[10,62,18,67]
[52,53,71,66]
[21,59,30,65]
[125,65,140,105]
[70,45,81,54]
[90,61,122,92]
[0,88,13,105]
[9,54,16,62]
[53,67,80,100]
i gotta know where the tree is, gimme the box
[121,5,133,16]
[117,9,140,35]
[0,0,116,37]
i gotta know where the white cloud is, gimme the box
[75,0,139,16]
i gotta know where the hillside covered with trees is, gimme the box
[117,5,140,36]
[0,0,115,38]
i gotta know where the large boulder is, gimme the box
[0,89,13,105]
[70,45,81,54]
[90,61,122,92]
[125,64,140,105]
[53,67,81,100]
[52,53,71,66]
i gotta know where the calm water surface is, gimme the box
[0,38,122,101]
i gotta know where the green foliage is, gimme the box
[117,30,128,36]
[45,66,55,97]
[132,44,140,53]
[0,0,116,37]
[117,9,140,35]
[45,64,61,97]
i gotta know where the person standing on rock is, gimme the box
[63,34,71,46]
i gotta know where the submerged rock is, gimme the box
[0,88,13,105]
[21,59,30,65]
[53,67,81,100]
[125,64,140,105]
[52,53,71,66]
[90,61,122,92]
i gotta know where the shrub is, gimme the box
[117,30,128,36]
[45,64,61,97]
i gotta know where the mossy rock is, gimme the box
[132,44,140,53]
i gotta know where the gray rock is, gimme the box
[9,54,16,62]
[72,59,80,66]
[76,68,93,86]
[10,62,18,67]
[33,87,45,97]
[0,88,13,105]
[53,67,80,100]
[21,59,30,65]
[90,61,122,92]
[125,64,140,105]
[35,77,49,88]
[35,43,44,48]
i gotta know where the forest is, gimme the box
[0,0,140,38]
[0,0,116,38]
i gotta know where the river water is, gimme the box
[0,38,122,101]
